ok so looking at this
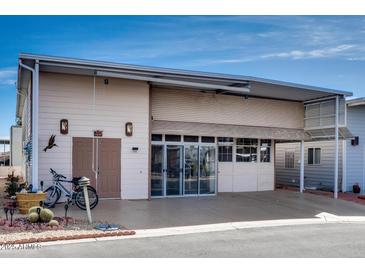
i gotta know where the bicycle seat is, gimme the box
[72,177,82,184]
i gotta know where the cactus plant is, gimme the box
[28,206,42,215]
[39,208,54,223]
[48,220,59,227]
[28,212,39,223]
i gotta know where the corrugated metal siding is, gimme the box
[38,72,150,199]
[151,88,304,129]
[346,105,365,192]
[275,140,343,190]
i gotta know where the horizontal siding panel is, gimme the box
[152,87,304,129]
[38,72,150,199]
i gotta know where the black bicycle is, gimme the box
[44,168,99,210]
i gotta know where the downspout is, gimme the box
[19,60,39,192]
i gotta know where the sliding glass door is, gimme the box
[151,143,216,197]
[166,145,183,196]
[199,146,216,194]
[151,145,164,197]
[184,145,199,195]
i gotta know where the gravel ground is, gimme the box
[0,179,132,244]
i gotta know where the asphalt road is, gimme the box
[2,223,365,257]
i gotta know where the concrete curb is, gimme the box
[40,212,365,247]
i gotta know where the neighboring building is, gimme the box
[276,98,365,193]
[344,98,365,193]
[0,139,10,166]
[10,125,23,166]
[16,53,352,199]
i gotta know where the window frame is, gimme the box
[260,139,272,163]
[308,147,321,165]
[218,137,233,162]
[284,150,295,169]
[236,138,258,163]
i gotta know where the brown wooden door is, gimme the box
[72,137,97,189]
[97,138,121,198]
[72,137,121,199]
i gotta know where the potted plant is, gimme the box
[353,183,361,194]
[6,172,47,214]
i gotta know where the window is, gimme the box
[260,139,272,163]
[218,137,233,162]
[218,146,232,162]
[308,148,321,165]
[218,137,233,143]
[151,134,162,141]
[201,136,215,143]
[184,135,199,142]
[285,151,295,169]
[236,138,257,162]
[165,135,181,142]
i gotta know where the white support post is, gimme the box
[334,95,339,199]
[342,139,347,193]
[300,140,305,193]
[32,60,39,192]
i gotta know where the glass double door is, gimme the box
[151,144,216,197]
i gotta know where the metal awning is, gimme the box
[152,120,305,141]
[305,127,354,140]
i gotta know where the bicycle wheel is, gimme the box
[75,186,99,210]
[43,186,61,208]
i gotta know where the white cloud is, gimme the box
[0,68,17,85]
[347,56,365,61]
[261,44,356,60]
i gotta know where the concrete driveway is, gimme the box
[51,190,365,230]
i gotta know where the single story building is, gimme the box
[276,98,364,193]
[16,53,352,199]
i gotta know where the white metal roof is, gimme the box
[347,97,365,107]
[18,53,352,102]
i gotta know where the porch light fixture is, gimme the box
[60,119,69,135]
[125,122,133,137]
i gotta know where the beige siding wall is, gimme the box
[152,88,304,129]
[38,72,150,199]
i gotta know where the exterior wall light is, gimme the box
[60,119,69,135]
[125,122,133,137]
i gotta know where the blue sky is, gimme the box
[0,16,365,139]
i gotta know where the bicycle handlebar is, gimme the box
[49,168,66,179]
